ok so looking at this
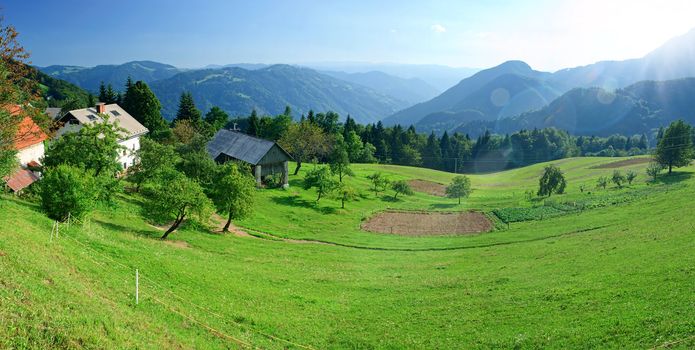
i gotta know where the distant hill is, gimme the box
[149,64,408,124]
[39,61,180,92]
[383,61,556,127]
[455,78,695,138]
[306,62,479,91]
[26,66,91,107]
[321,70,440,105]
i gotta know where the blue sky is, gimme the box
[4,0,695,71]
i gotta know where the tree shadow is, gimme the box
[655,171,693,185]
[429,203,459,209]
[380,195,401,203]
[92,218,163,240]
[270,195,336,214]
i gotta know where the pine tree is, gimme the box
[423,132,442,169]
[247,109,260,136]
[98,81,108,103]
[121,80,169,136]
[173,92,202,128]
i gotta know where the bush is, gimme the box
[39,164,97,221]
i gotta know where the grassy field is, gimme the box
[1,156,694,349]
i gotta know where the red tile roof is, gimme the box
[4,168,39,192]
[15,116,48,150]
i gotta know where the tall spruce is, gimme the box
[121,80,168,136]
[173,92,202,128]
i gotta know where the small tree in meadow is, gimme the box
[39,164,97,221]
[625,170,637,185]
[146,170,212,239]
[655,120,693,174]
[597,176,608,190]
[366,172,390,197]
[329,134,354,182]
[445,175,472,204]
[302,166,338,203]
[537,165,566,197]
[336,183,358,209]
[611,170,626,188]
[209,162,256,232]
[646,162,664,182]
[391,180,413,200]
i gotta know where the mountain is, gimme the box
[305,62,479,91]
[455,78,695,138]
[321,70,440,105]
[149,64,407,124]
[548,28,695,91]
[383,61,557,127]
[28,67,91,106]
[39,61,181,92]
[203,63,269,70]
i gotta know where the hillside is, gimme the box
[383,61,553,127]
[321,70,440,105]
[27,66,91,107]
[456,78,695,138]
[149,64,408,123]
[3,158,694,348]
[39,61,181,92]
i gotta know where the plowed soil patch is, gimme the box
[591,157,652,169]
[408,179,447,197]
[361,211,492,236]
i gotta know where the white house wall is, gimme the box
[117,136,141,170]
[17,143,45,166]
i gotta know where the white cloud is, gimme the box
[430,24,446,33]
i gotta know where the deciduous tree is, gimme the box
[39,164,97,221]
[537,165,566,197]
[209,162,255,232]
[611,170,625,188]
[279,120,330,175]
[366,172,389,197]
[302,165,338,202]
[655,120,693,174]
[391,180,413,200]
[445,175,472,204]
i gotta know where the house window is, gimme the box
[123,162,128,169]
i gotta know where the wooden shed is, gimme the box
[207,129,293,187]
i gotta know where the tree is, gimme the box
[98,82,119,104]
[176,137,218,188]
[145,170,212,239]
[121,80,169,137]
[366,172,390,197]
[173,92,202,128]
[646,162,664,182]
[391,180,413,200]
[335,183,358,209]
[445,175,472,204]
[279,120,330,175]
[39,164,97,221]
[611,170,626,188]
[247,109,260,136]
[329,134,353,182]
[0,20,44,180]
[625,170,637,185]
[129,137,180,191]
[209,162,256,232]
[204,106,229,133]
[43,114,125,177]
[302,165,338,202]
[597,176,608,190]
[655,120,693,174]
[537,165,566,197]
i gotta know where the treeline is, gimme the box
[232,109,651,173]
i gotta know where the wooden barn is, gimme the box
[207,129,293,187]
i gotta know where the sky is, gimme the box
[4,0,695,71]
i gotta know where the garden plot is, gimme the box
[407,179,447,197]
[361,210,492,236]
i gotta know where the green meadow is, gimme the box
[1,156,694,349]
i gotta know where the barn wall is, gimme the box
[258,145,291,166]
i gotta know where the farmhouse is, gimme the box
[207,129,292,187]
[3,106,48,193]
[56,103,148,170]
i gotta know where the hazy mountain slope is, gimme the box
[149,64,407,124]
[383,61,551,126]
[322,70,440,105]
[455,78,695,138]
[39,61,181,92]
[414,74,561,134]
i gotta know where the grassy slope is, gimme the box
[1,157,693,349]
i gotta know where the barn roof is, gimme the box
[4,168,39,192]
[207,129,291,165]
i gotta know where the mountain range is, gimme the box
[37,27,695,138]
[385,27,695,137]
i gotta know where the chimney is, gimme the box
[96,102,105,114]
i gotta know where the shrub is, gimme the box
[39,164,97,221]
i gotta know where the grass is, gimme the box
[1,156,694,349]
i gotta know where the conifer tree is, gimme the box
[173,92,202,128]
